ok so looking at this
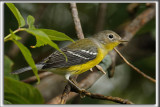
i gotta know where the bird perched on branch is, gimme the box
[12,30,127,88]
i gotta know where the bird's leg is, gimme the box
[65,74,81,91]
[68,78,81,91]
[65,74,86,98]
[68,79,86,98]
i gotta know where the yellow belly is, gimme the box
[67,48,105,75]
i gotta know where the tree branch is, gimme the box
[70,3,84,39]
[60,84,71,104]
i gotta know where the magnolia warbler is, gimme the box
[12,30,126,87]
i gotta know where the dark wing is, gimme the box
[41,46,98,69]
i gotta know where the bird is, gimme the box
[11,30,126,88]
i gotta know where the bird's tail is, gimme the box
[11,64,44,74]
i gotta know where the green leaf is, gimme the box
[6,3,25,27]
[12,39,40,84]
[40,29,74,42]
[27,15,35,29]
[24,28,62,50]
[24,28,68,61]
[4,56,19,80]
[4,77,44,104]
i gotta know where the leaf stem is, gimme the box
[4,28,25,42]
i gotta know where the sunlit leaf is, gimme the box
[24,28,68,61]
[27,15,35,29]
[24,29,59,49]
[6,3,25,27]
[12,39,40,84]
[4,77,44,104]
[40,29,74,42]
[31,36,46,48]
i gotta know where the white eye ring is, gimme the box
[108,34,114,40]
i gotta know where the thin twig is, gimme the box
[78,90,133,104]
[70,3,84,39]
[114,48,156,83]
[22,72,53,83]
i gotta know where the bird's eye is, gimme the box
[108,34,113,39]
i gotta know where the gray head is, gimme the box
[93,30,122,45]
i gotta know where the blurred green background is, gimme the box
[4,3,156,104]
